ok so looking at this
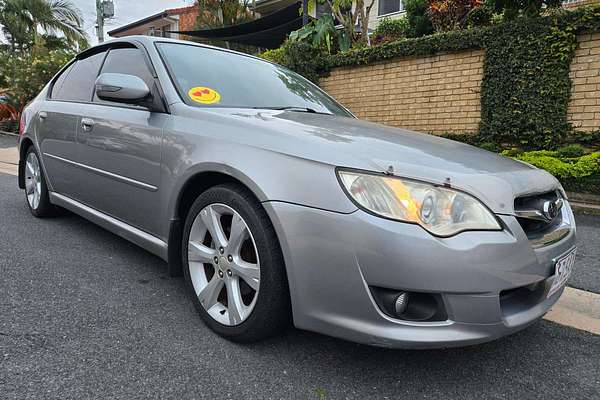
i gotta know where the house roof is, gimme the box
[107,5,196,36]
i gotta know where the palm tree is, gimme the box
[0,0,88,49]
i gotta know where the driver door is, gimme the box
[74,45,168,235]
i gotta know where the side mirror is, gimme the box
[95,73,150,105]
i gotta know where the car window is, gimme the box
[50,62,75,99]
[94,47,155,104]
[53,52,105,102]
[155,42,352,117]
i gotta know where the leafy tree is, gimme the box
[193,0,255,51]
[489,0,562,18]
[372,17,410,44]
[0,45,73,118]
[196,0,253,28]
[404,0,434,37]
[428,0,483,32]
[0,0,87,50]
[325,0,376,45]
[289,14,350,53]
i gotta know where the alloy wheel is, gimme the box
[25,151,42,210]
[187,203,261,326]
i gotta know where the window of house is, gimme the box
[378,0,404,16]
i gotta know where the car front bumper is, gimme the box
[264,200,577,349]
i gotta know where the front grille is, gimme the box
[514,191,561,238]
[513,190,571,248]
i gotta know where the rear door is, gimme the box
[37,51,106,197]
[73,44,168,235]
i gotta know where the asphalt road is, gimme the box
[1,164,599,398]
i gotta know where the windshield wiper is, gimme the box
[249,106,332,115]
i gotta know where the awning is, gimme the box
[166,2,302,49]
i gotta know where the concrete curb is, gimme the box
[570,201,600,216]
[0,130,18,137]
[567,192,600,215]
[544,287,600,335]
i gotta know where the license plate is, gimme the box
[548,248,576,298]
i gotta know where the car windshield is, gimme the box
[156,42,353,117]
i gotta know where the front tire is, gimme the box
[24,146,55,218]
[182,183,291,342]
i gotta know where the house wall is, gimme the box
[177,6,200,31]
[320,33,600,134]
[319,50,484,133]
[367,1,405,31]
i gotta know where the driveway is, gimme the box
[0,135,599,399]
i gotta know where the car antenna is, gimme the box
[385,165,394,175]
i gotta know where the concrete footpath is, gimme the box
[0,132,18,175]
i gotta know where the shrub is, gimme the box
[562,174,600,195]
[506,150,600,180]
[404,0,435,37]
[489,0,562,19]
[556,144,586,158]
[428,0,483,32]
[439,132,481,145]
[373,17,410,44]
[259,47,286,65]
[0,46,74,113]
[479,142,499,152]
[0,119,18,133]
[569,130,600,149]
[465,5,493,28]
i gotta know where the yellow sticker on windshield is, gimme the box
[188,86,221,104]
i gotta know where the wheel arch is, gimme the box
[18,137,34,189]
[167,165,271,277]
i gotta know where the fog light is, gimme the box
[370,287,447,322]
[394,292,409,315]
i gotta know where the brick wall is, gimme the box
[319,50,484,134]
[568,32,600,131]
[321,33,600,135]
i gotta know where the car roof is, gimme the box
[77,35,260,62]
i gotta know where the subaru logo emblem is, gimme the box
[542,198,563,222]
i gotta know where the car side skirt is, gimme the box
[49,192,168,260]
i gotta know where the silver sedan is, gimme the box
[18,36,576,348]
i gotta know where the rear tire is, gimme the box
[24,146,56,218]
[182,183,291,342]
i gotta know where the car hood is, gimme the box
[199,108,561,215]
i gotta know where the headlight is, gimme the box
[337,170,501,237]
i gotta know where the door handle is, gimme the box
[38,111,47,120]
[81,118,95,131]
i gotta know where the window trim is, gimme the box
[377,10,406,19]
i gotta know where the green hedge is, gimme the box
[508,150,600,180]
[503,148,600,194]
[275,5,600,150]
[326,28,485,68]
[562,174,600,195]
